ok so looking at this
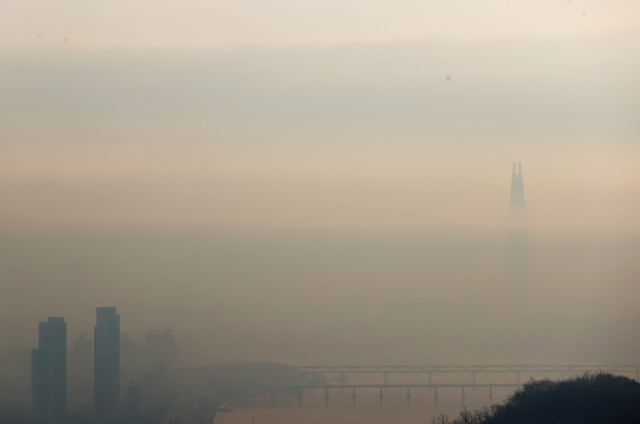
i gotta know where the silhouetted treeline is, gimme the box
[431,373,640,424]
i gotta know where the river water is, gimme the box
[214,386,515,424]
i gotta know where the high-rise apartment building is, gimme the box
[94,307,120,420]
[31,317,67,424]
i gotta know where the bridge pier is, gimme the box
[297,388,303,407]
[324,388,329,407]
[560,371,565,380]
[516,372,520,384]
[384,372,388,385]
[352,387,356,407]
[379,387,384,405]
[406,387,411,406]
[472,372,476,385]
[270,389,276,407]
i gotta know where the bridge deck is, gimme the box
[292,365,640,374]
[259,383,521,389]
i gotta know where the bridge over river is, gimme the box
[262,383,522,406]
[291,364,640,385]
[176,363,640,408]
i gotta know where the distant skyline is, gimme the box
[0,4,638,423]
[0,0,638,383]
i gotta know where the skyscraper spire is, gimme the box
[509,162,526,219]
[506,162,531,296]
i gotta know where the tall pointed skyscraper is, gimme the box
[509,162,526,219]
[506,162,531,285]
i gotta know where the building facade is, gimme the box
[94,307,120,420]
[31,317,67,424]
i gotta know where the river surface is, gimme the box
[214,386,515,424]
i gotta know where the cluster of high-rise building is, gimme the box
[31,307,180,424]
[31,308,119,424]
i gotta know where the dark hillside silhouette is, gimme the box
[431,373,640,424]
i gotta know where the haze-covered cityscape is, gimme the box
[1,1,639,423]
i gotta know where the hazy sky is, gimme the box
[1,1,639,232]
[1,0,640,47]
[1,0,639,376]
